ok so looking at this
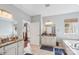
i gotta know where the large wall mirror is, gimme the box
[42,21,56,36]
[0,9,17,44]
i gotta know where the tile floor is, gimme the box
[31,44,54,55]
[24,43,63,55]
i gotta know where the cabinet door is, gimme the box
[0,47,4,55]
[5,47,16,55]
[18,46,24,55]
[41,36,47,45]
[51,37,56,47]
[5,43,17,55]
[17,41,24,55]
[46,37,53,46]
[41,36,56,47]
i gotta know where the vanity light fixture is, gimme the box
[0,9,13,19]
[45,22,53,25]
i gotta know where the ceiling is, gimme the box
[14,4,79,16]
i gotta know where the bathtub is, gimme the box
[63,40,79,55]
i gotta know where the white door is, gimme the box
[30,22,40,45]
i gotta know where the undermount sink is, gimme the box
[71,43,79,50]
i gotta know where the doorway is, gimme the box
[23,20,32,54]
[23,20,30,48]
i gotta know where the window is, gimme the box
[0,9,13,19]
[64,18,78,33]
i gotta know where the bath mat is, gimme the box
[54,48,65,55]
[40,45,53,51]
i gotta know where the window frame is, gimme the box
[64,18,78,34]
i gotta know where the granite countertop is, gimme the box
[41,35,56,37]
[63,40,79,55]
[0,39,23,48]
[41,33,56,37]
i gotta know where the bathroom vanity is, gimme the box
[0,17,24,55]
[41,35,56,47]
[0,39,24,55]
[41,21,56,47]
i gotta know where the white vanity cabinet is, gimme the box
[0,40,24,55]
[41,36,56,47]
[17,40,24,55]
[4,40,24,55]
[4,43,17,55]
[0,43,17,55]
[5,47,17,55]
